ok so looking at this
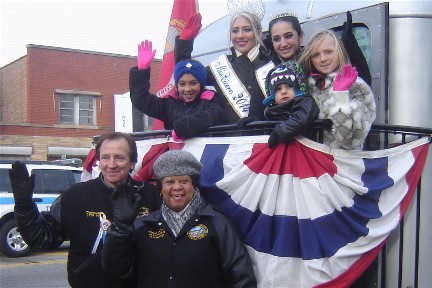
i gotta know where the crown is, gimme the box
[268,9,297,23]
[227,0,266,21]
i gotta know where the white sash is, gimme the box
[255,61,275,96]
[209,54,275,118]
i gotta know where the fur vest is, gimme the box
[307,73,376,149]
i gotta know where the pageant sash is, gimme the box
[210,54,275,118]
[209,54,251,118]
[256,61,275,96]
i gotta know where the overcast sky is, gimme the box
[0,0,228,67]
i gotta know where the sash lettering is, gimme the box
[210,54,274,118]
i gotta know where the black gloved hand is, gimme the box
[111,182,142,233]
[341,11,353,43]
[9,161,35,212]
[236,117,259,128]
[268,129,280,148]
[268,123,294,148]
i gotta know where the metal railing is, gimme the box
[95,120,432,147]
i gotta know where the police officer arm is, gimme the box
[10,161,65,250]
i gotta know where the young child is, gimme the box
[263,61,319,148]
[129,40,225,141]
[298,30,376,150]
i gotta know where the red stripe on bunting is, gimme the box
[399,143,429,215]
[244,141,337,178]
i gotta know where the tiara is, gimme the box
[227,0,266,21]
[268,9,297,23]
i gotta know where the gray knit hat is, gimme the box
[153,150,202,179]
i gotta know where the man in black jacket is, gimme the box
[9,132,161,288]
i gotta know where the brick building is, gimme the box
[0,44,161,161]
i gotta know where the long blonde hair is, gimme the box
[299,30,349,75]
[229,12,265,49]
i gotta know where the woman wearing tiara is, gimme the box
[265,10,304,64]
[175,1,274,125]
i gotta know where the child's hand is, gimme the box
[179,13,202,40]
[268,129,280,148]
[268,124,294,148]
[137,40,156,70]
[333,64,358,91]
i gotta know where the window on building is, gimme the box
[56,89,100,125]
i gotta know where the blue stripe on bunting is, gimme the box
[199,144,229,186]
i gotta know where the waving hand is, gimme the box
[137,40,156,70]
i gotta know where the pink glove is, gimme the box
[333,64,358,91]
[171,130,184,142]
[137,40,156,70]
[179,13,202,40]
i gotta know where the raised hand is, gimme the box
[341,11,353,44]
[179,13,202,40]
[9,161,35,210]
[333,64,358,91]
[137,40,156,70]
[111,182,142,233]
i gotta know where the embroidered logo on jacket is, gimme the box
[187,224,208,240]
[137,206,150,217]
[148,228,165,239]
[86,211,105,217]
